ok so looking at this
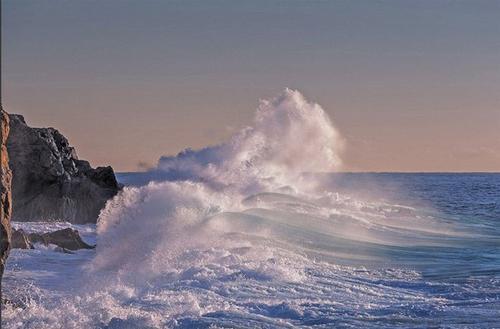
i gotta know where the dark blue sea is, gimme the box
[4,173,500,328]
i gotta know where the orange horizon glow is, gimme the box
[3,1,499,172]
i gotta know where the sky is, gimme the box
[2,0,500,172]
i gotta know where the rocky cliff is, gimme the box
[1,109,12,285]
[7,114,120,224]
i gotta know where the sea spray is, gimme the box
[154,88,344,192]
[90,89,345,284]
[89,89,461,293]
[3,91,495,329]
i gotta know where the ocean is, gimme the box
[2,173,499,328]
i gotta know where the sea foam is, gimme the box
[3,90,486,329]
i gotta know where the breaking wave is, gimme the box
[3,90,498,328]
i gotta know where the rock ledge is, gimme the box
[7,114,120,223]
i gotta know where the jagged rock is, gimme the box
[40,228,95,251]
[27,232,49,246]
[17,228,93,251]
[1,108,12,281]
[7,114,120,223]
[11,229,33,249]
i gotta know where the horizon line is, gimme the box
[116,171,500,174]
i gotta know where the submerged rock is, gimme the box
[7,114,121,223]
[11,229,34,249]
[53,246,75,254]
[41,228,95,251]
[27,232,47,246]
[13,228,94,251]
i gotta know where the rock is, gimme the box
[16,228,93,251]
[41,228,95,251]
[7,114,121,223]
[1,297,26,310]
[1,108,12,280]
[53,246,74,254]
[11,229,33,249]
[27,232,49,246]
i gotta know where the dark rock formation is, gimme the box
[1,109,12,280]
[11,229,33,249]
[9,228,94,251]
[26,232,46,246]
[1,109,13,323]
[7,114,120,223]
[35,228,94,251]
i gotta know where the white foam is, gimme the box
[2,90,476,328]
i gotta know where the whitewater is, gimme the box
[2,90,500,328]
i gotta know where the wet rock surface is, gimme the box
[1,109,12,281]
[7,114,120,223]
[11,228,95,251]
[39,228,95,251]
[11,229,33,250]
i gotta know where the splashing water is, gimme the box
[153,88,343,193]
[3,90,499,328]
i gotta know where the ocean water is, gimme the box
[2,91,500,328]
